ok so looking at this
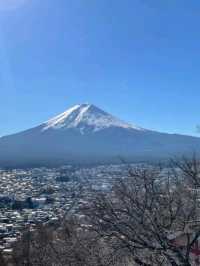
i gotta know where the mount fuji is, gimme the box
[0,103,200,167]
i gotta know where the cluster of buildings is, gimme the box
[1,163,199,265]
[0,164,128,257]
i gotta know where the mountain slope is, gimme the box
[0,104,200,167]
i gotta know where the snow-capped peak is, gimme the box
[42,103,143,133]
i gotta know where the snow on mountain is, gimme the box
[42,104,144,133]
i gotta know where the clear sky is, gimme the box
[0,0,200,137]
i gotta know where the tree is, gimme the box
[84,158,200,266]
[12,218,126,266]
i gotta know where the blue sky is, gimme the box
[0,0,200,137]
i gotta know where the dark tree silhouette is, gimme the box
[84,158,200,265]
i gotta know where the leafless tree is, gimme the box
[84,158,200,266]
[12,217,127,266]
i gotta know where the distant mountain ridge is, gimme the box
[0,103,200,167]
